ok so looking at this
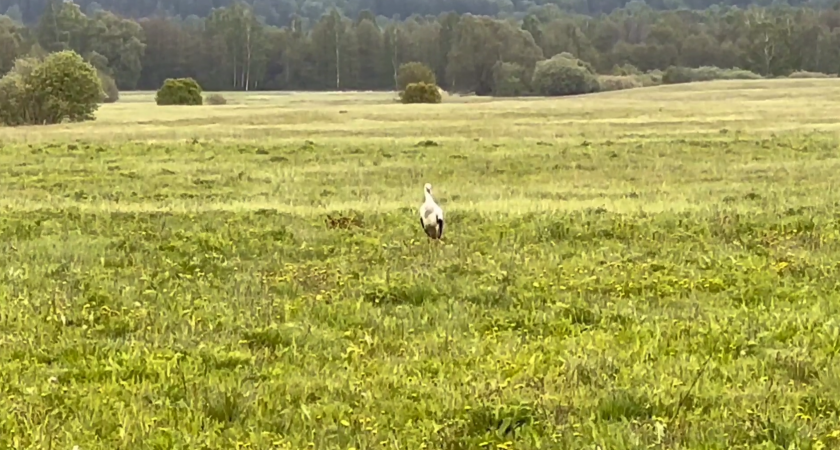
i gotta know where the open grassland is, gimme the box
[3,77,840,144]
[3,79,840,449]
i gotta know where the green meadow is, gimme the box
[3,80,840,449]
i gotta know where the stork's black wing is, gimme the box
[421,218,434,238]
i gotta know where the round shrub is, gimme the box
[31,51,104,123]
[532,54,600,97]
[205,93,228,105]
[33,51,104,123]
[396,62,436,91]
[156,77,203,106]
[400,82,442,104]
[0,50,104,126]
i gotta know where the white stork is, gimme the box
[418,183,444,240]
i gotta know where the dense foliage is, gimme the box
[532,52,601,96]
[98,70,119,103]
[662,65,764,84]
[400,81,443,103]
[492,62,532,96]
[1,0,840,94]
[1,0,837,27]
[155,77,203,105]
[396,62,436,91]
[0,50,103,125]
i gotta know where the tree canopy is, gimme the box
[0,0,839,93]
[2,0,838,27]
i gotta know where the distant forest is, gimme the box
[2,0,839,26]
[1,0,840,93]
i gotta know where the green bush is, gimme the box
[0,50,103,126]
[205,93,228,105]
[0,71,28,127]
[491,61,530,97]
[32,51,104,123]
[396,62,436,91]
[532,54,600,97]
[98,70,119,103]
[598,75,643,92]
[611,63,643,76]
[156,77,203,106]
[0,56,42,126]
[399,82,442,104]
[641,69,664,86]
[597,70,664,91]
[788,71,835,79]
[662,66,762,84]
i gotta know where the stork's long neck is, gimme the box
[424,191,433,203]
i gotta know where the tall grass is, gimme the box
[2,82,840,449]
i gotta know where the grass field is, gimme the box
[3,79,840,449]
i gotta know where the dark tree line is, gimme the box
[2,0,839,27]
[1,0,840,94]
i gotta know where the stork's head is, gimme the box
[424,183,433,195]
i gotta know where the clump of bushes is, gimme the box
[156,77,203,106]
[0,50,104,126]
[491,61,531,97]
[611,63,643,76]
[788,71,835,79]
[642,69,664,86]
[597,71,664,92]
[531,53,600,97]
[400,82,442,104]
[597,75,643,92]
[205,93,228,105]
[609,64,663,87]
[662,66,762,84]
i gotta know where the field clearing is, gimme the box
[3,79,840,449]
[2,78,840,144]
